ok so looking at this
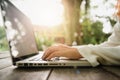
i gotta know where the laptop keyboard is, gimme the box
[27,53,60,61]
[29,56,59,61]
[29,57,43,61]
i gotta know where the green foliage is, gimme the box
[0,27,6,39]
[108,17,116,27]
[35,32,54,51]
[0,27,9,51]
[81,18,110,44]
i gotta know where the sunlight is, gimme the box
[11,0,64,27]
[102,20,113,33]
[90,0,117,33]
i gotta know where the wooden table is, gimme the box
[0,51,120,80]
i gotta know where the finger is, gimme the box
[42,45,66,59]
[46,52,59,60]
[42,47,58,59]
[42,47,52,59]
[42,50,55,60]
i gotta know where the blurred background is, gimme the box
[0,0,117,51]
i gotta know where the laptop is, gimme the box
[1,0,91,67]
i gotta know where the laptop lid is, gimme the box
[1,0,39,65]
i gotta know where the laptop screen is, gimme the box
[1,0,39,59]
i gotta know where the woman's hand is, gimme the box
[42,44,83,60]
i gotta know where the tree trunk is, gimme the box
[62,0,82,45]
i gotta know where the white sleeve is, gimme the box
[74,22,120,67]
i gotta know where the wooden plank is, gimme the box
[102,66,120,77]
[0,57,12,69]
[0,66,51,80]
[48,67,120,80]
[0,51,10,59]
[0,51,10,54]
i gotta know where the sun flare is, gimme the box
[12,0,64,27]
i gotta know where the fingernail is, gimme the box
[46,58,50,60]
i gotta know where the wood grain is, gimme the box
[0,51,120,80]
[0,66,51,80]
[102,66,120,77]
[0,57,12,69]
[0,51,10,59]
[48,67,120,80]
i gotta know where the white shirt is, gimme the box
[75,22,120,67]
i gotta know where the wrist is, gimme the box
[72,47,83,59]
